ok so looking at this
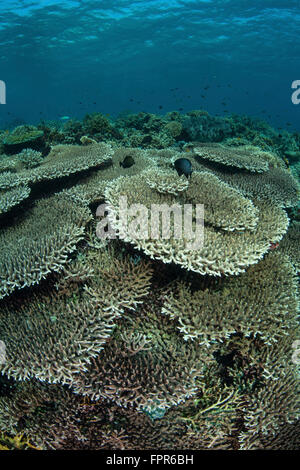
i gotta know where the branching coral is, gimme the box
[278,221,300,272]
[56,146,155,206]
[0,184,31,215]
[238,367,299,448]
[0,118,298,451]
[0,193,92,299]
[0,244,153,383]
[0,380,85,449]
[194,143,271,172]
[17,148,44,169]
[71,294,210,412]
[0,142,113,190]
[162,252,299,345]
[0,286,117,383]
[143,167,189,195]
[2,125,44,153]
[105,173,289,275]
[192,161,300,208]
[184,171,259,231]
[82,245,153,315]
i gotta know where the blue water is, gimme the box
[0,0,300,130]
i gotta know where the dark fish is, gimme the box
[174,158,192,178]
[120,155,135,168]
[159,105,163,109]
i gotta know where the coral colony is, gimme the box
[0,109,299,450]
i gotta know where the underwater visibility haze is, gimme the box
[0,0,299,451]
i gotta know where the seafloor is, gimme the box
[0,109,299,450]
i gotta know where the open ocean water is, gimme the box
[0,0,299,454]
[0,0,300,128]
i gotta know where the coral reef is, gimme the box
[161,252,298,346]
[1,125,44,153]
[0,109,299,450]
[0,185,31,215]
[194,143,271,172]
[105,172,289,275]
[0,194,92,298]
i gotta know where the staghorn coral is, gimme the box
[0,244,153,383]
[17,148,44,169]
[192,159,300,208]
[56,146,155,206]
[194,143,271,172]
[143,167,189,195]
[0,155,19,173]
[0,171,22,190]
[71,294,210,412]
[104,173,289,276]
[0,380,85,449]
[257,421,300,450]
[82,244,153,315]
[0,193,92,299]
[0,285,117,384]
[185,171,259,231]
[0,142,113,190]
[0,121,298,450]
[0,184,31,215]
[238,367,299,449]
[161,252,299,346]
[278,221,300,272]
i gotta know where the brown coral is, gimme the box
[193,143,271,172]
[161,252,299,346]
[104,173,289,275]
[71,295,210,412]
[0,193,91,299]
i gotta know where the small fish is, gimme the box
[59,116,70,121]
[120,155,135,168]
[174,158,192,178]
